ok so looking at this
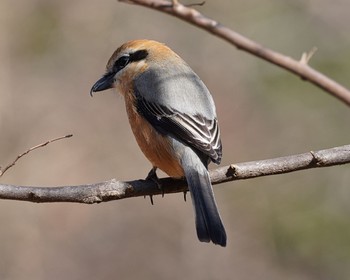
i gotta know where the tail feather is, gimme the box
[182,150,227,247]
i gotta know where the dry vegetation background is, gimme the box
[0,0,350,279]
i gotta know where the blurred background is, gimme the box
[0,0,349,279]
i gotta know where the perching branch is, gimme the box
[119,0,350,106]
[0,134,73,178]
[0,144,349,204]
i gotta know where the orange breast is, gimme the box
[127,101,184,178]
[119,86,184,178]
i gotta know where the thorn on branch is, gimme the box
[300,47,318,65]
[309,150,322,166]
[0,134,73,178]
[185,1,205,7]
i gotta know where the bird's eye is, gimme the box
[114,55,130,72]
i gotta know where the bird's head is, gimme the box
[90,39,179,96]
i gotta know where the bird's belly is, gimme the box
[126,103,184,178]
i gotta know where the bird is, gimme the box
[90,39,227,247]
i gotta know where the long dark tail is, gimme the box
[182,150,227,247]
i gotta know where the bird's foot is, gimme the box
[145,167,164,204]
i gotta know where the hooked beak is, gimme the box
[90,73,115,97]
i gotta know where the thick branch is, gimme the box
[0,144,349,203]
[120,0,350,106]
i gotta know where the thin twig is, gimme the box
[0,134,73,177]
[119,0,350,106]
[0,144,349,203]
[161,0,205,8]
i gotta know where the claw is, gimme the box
[144,194,154,205]
[146,167,164,196]
[183,191,187,202]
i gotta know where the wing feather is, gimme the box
[135,95,222,164]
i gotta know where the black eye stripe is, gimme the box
[129,49,148,62]
[113,55,130,72]
[112,49,149,73]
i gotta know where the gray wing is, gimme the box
[135,93,222,164]
[133,62,222,164]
